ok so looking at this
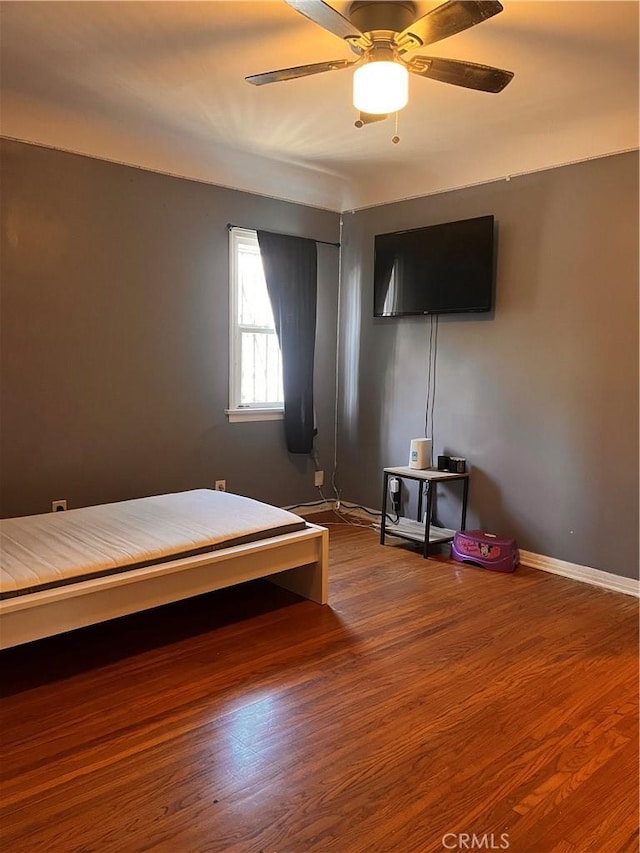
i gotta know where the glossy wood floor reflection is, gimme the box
[1,516,638,853]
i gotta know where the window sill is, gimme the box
[225,407,284,423]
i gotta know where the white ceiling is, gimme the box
[1,1,638,211]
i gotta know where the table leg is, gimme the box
[417,482,423,522]
[461,477,469,531]
[380,472,389,546]
[423,482,434,559]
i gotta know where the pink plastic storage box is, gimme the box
[451,530,519,573]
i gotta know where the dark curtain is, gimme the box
[257,230,317,454]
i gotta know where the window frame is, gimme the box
[226,227,284,423]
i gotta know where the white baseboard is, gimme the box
[287,500,639,598]
[336,502,381,523]
[285,501,335,518]
[518,550,639,597]
[287,500,378,521]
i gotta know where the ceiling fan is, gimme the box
[246,0,514,131]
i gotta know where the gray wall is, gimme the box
[338,152,639,579]
[0,139,340,516]
[2,140,638,580]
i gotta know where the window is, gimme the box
[227,228,284,422]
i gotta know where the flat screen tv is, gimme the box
[373,215,495,317]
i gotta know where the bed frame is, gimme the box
[0,522,328,649]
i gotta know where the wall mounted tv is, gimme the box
[373,215,495,317]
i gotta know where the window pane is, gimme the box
[238,247,275,328]
[240,331,283,405]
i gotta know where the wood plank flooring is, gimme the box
[1,517,638,852]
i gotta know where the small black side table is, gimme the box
[380,466,470,559]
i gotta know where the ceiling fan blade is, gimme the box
[285,1,371,50]
[407,56,513,93]
[246,58,355,86]
[396,0,504,51]
[355,111,389,127]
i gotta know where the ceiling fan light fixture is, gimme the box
[353,61,408,115]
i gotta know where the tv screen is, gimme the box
[373,215,495,317]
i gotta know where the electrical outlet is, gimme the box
[215,480,226,492]
[314,470,324,488]
[51,499,67,512]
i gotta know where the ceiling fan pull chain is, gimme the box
[392,112,400,144]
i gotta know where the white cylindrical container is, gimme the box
[409,438,432,469]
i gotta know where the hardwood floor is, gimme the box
[1,517,638,852]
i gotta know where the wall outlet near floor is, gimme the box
[314,470,324,488]
[51,499,67,512]
[215,480,226,492]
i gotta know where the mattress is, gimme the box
[0,489,306,599]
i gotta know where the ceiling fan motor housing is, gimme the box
[348,1,417,36]
[247,0,514,114]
